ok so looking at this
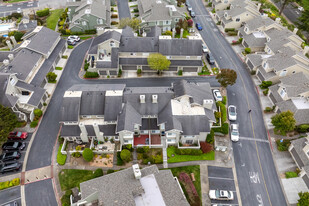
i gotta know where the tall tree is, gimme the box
[215,68,237,88]
[118,18,141,30]
[0,104,18,144]
[147,53,171,75]
[274,0,295,15]
[176,19,188,34]
[296,9,309,33]
[271,110,296,135]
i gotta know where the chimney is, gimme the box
[3,59,9,66]
[132,164,141,180]
[8,53,14,61]
[6,40,12,50]
[303,46,309,55]
[172,28,176,38]
[152,95,158,103]
[93,123,103,141]
[257,3,261,10]
[140,95,145,103]
[10,36,17,46]
[79,122,89,143]
[169,7,173,16]
[203,99,213,110]
[180,28,184,38]
[293,28,298,34]
[275,18,281,24]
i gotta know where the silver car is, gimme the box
[228,105,237,121]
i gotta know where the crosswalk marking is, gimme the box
[239,136,269,143]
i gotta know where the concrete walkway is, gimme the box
[200,164,210,206]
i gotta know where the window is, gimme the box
[82,21,87,26]
[244,27,248,32]
[110,41,115,46]
[130,53,136,56]
[9,77,15,85]
[224,0,228,3]
[267,48,271,53]
[124,140,128,143]
[267,37,270,42]
[280,88,286,97]
[175,18,179,22]
[97,18,103,24]
[186,140,193,144]
[292,71,296,74]
[280,69,287,77]
[263,62,267,69]
[236,17,240,22]
[74,21,80,25]
[186,56,190,59]
[143,53,149,56]
[165,20,170,25]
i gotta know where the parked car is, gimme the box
[206,52,215,64]
[17,8,22,13]
[230,124,239,142]
[0,151,21,162]
[67,39,76,46]
[187,5,192,11]
[196,23,202,30]
[0,162,22,174]
[68,35,80,42]
[209,189,234,200]
[202,44,209,53]
[213,89,223,101]
[298,6,304,11]
[8,131,28,140]
[228,105,237,121]
[2,142,26,151]
[185,1,189,6]
[190,10,196,18]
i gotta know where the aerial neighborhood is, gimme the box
[0,0,308,205]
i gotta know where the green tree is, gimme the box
[147,53,171,75]
[46,72,57,82]
[215,68,237,88]
[298,192,309,206]
[82,148,94,162]
[274,0,295,15]
[297,10,309,33]
[0,105,18,144]
[176,19,188,34]
[120,149,131,162]
[271,110,296,135]
[118,18,141,30]
[177,0,185,6]
[34,109,42,117]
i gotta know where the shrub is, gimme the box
[30,120,38,128]
[36,8,50,17]
[111,7,114,11]
[111,21,118,25]
[162,30,173,36]
[137,147,145,153]
[200,142,213,153]
[55,67,63,70]
[0,178,20,190]
[263,88,269,96]
[117,151,124,165]
[250,70,256,75]
[62,55,68,59]
[120,149,131,162]
[297,124,309,133]
[123,144,133,151]
[260,81,272,89]
[61,190,72,206]
[43,102,47,106]
[175,148,203,155]
[111,14,118,18]
[137,68,142,74]
[208,2,212,6]
[46,72,57,83]
[118,69,122,77]
[93,168,103,178]
[285,171,298,178]
[82,148,94,162]
[225,28,235,32]
[84,71,99,78]
[107,169,115,174]
[153,154,163,164]
[187,19,193,27]
[84,62,89,71]
[178,70,183,76]
[222,96,227,105]
[264,106,273,113]
[71,152,81,158]
[214,111,221,119]
[244,47,251,54]
[84,29,96,34]
[212,123,229,134]
[133,8,139,12]
[227,31,238,36]
[276,139,291,151]
[217,102,227,123]
[68,45,74,49]
[57,144,67,165]
[211,8,216,13]
[34,109,42,117]
[206,129,215,144]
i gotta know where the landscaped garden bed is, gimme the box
[137,146,163,164]
[167,146,214,163]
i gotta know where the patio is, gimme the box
[151,134,161,145]
[134,135,149,146]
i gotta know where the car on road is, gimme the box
[228,105,237,121]
[185,1,189,6]
[68,35,80,42]
[206,52,215,64]
[298,6,304,11]
[190,10,195,18]
[209,189,234,200]
[17,8,22,13]
[0,162,22,174]
[230,124,239,142]
[202,44,209,53]
[0,151,21,162]
[196,23,202,30]
[187,5,192,11]
[67,39,76,46]
[213,89,223,101]
[8,131,28,140]
[2,142,26,151]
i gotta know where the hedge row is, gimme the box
[84,71,99,78]
[36,8,50,17]
[0,178,20,190]
[212,123,229,134]
[175,148,203,156]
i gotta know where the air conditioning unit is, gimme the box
[140,95,145,103]
[152,95,158,103]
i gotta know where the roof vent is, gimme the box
[3,59,9,66]
[8,54,14,61]
[152,95,158,103]
[140,95,145,103]
[132,164,141,180]
[203,99,213,110]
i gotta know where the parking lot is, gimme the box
[208,166,239,205]
[0,133,32,176]
[0,186,21,206]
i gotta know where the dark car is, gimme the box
[196,23,202,30]
[0,151,21,162]
[0,162,22,174]
[5,201,18,206]
[2,142,26,151]
[206,52,215,64]
[190,10,196,18]
[8,131,28,140]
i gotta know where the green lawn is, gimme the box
[3,0,27,3]
[57,144,67,165]
[46,9,63,30]
[80,36,93,40]
[169,165,201,206]
[55,67,63,70]
[59,169,96,191]
[167,146,215,163]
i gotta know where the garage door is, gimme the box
[183,67,198,72]
[142,66,156,72]
[169,67,177,71]
[122,66,137,70]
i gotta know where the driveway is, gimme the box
[188,0,287,205]
[0,186,21,206]
[116,0,131,19]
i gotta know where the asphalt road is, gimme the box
[271,1,301,23]
[116,0,131,19]
[0,186,21,206]
[189,0,287,205]
[0,0,38,17]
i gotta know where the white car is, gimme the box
[230,124,239,142]
[228,105,237,121]
[209,189,234,200]
[187,5,192,11]
[202,44,209,53]
[17,8,22,13]
[298,6,304,11]
[68,35,80,42]
[213,89,223,102]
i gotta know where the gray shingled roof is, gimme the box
[141,3,185,21]
[104,95,123,121]
[276,100,309,125]
[26,27,60,56]
[119,37,159,53]
[15,80,46,106]
[242,33,266,48]
[68,84,126,92]
[158,102,182,132]
[99,124,117,136]
[18,20,38,31]
[85,125,96,136]
[246,54,263,67]
[80,91,105,115]
[141,118,159,130]
[119,58,202,66]
[279,72,309,97]
[117,102,141,132]
[159,39,202,56]
[146,26,161,37]
[60,125,81,137]
[79,165,189,206]
[266,47,296,71]
[176,115,211,135]
[88,31,122,54]
[245,16,275,31]
[60,97,81,122]
[268,84,282,103]
[0,51,14,62]
[291,138,309,167]
[0,73,18,107]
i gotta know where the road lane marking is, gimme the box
[0,197,21,206]
[239,137,269,143]
[208,176,234,181]
[249,171,260,184]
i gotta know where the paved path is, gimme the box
[116,0,131,19]
[200,164,210,206]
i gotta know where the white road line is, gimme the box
[239,137,269,143]
[0,197,21,206]
[208,176,234,181]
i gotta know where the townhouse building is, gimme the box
[0,26,66,121]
